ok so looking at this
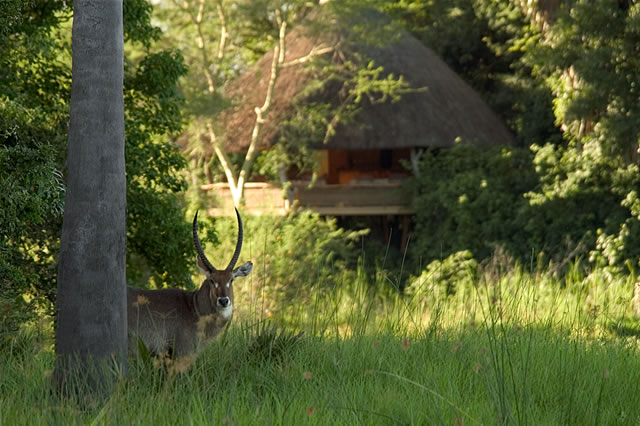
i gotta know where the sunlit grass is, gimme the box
[2,258,640,424]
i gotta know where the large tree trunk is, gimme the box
[55,0,127,396]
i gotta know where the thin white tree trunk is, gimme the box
[184,4,332,208]
[232,19,287,205]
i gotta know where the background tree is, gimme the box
[54,0,127,394]
[384,0,561,146]
[1,0,70,337]
[1,0,189,343]
[373,0,640,271]
[154,0,411,207]
[153,0,330,206]
[521,0,640,271]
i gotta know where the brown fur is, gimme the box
[127,210,252,361]
[127,261,252,359]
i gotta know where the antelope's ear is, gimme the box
[196,255,211,277]
[232,261,253,279]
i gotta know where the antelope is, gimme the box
[127,209,252,362]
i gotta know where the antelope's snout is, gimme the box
[207,273,234,316]
[213,285,233,320]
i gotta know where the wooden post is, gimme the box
[401,215,410,251]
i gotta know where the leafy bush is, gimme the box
[0,1,192,332]
[410,143,537,264]
[123,48,192,288]
[525,141,639,263]
[1,96,65,336]
[405,250,477,300]
[204,211,367,317]
[591,190,640,273]
[410,141,640,271]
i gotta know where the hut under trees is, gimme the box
[201,16,513,245]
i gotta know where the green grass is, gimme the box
[2,263,640,425]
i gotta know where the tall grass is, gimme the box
[2,250,640,424]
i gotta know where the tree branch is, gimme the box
[190,0,216,94]
[174,0,239,202]
[281,45,334,68]
[236,18,288,203]
[207,122,237,190]
[215,1,228,60]
[322,92,355,145]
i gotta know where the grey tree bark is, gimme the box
[54,0,127,395]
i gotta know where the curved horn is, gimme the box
[193,210,216,272]
[226,208,243,271]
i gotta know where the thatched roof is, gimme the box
[216,18,514,153]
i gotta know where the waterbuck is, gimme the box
[127,209,252,363]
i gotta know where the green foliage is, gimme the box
[243,320,304,364]
[411,143,537,263]
[519,1,640,270]
[1,0,193,334]
[526,0,640,155]
[0,97,65,240]
[348,60,414,105]
[126,187,192,288]
[260,212,364,291]
[386,0,561,145]
[591,190,640,272]
[206,211,367,316]
[123,47,192,287]
[3,261,640,424]
[406,250,477,299]
[525,141,640,262]
[1,93,66,334]
[0,0,69,40]
[410,141,640,267]
[125,50,187,138]
[123,0,161,47]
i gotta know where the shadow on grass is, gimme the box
[608,321,640,339]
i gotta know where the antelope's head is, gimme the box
[193,209,252,320]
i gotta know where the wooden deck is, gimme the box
[201,181,414,216]
[292,181,413,215]
[200,182,288,216]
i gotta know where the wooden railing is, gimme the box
[201,180,414,216]
[292,181,413,215]
[200,182,288,216]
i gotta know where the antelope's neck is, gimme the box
[193,286,213,318]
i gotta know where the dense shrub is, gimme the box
[410,141,640,270]
[405,250,477,300]
[591,189,640,273]
[1,96,65,337]
[410,143,537,264]
[525,141,640,266]
[204,211,367,316]
[0,0,191,336]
